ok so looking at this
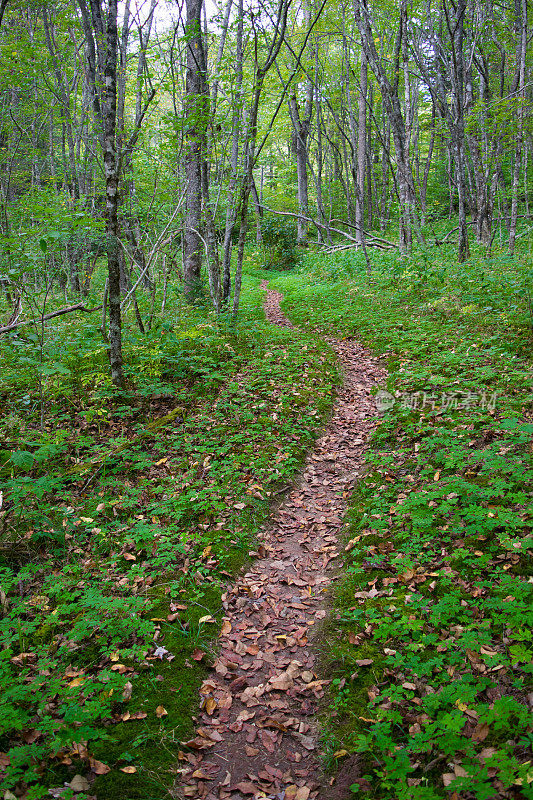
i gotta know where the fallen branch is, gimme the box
[329,219,396,247]
[323,240,395,254]
[0,302,102,335]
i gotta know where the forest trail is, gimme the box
[178,286,386,800]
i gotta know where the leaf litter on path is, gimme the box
[177,285,386,799]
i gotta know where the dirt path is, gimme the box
[177,286,386,800]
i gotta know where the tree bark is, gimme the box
[355,50,367,244]
[222,0,243,302]
[354,0,415,252]
[101,0,126,387]
[288,4,313,247]
[509,0,527,255]
[182,0,205,299]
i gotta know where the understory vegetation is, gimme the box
[275,230,533,800]
[0,272,339,799]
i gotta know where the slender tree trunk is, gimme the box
[355,50,367,243]
[222,0,243,302]
[354,0,415,252]
[314,47,325,241]
[509,0,527,255]
[183,0,204,298]
[288,2,313,247]
[102,0,125,387]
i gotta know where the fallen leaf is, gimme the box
[472,722,489,742]
[69,775,90,792]
[155,705,168,718]
[333,749,349,759]
[204,697,217,715]
[90,758,110,775]
[192,648,205,661]
[120,765,137,773]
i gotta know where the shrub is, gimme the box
[260,216,298,271]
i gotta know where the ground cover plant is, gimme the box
[273,235,533,800]
[0,270,339,800]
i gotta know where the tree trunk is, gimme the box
[102,0,125,387]
[183,0,205,298]
[354,0,415,252]
[222,0,243,302]
[509,0,527,255]
[355,50,367,243]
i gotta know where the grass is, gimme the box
[271,235,533,799]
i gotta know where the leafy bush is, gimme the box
[260,215,298,271]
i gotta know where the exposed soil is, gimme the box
[176,285,386,800]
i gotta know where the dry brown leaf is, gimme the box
[89,758,110,775]
[155,705,168,718]
[120,766,137,773]
[192,648,205,661]
[472,723,489,742]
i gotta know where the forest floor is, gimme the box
[1,237,532,800]
[177,285,385,800]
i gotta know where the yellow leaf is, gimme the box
[155,705,168,718]
[120,766,137,773]
[67,676,85,688]
[333,749,349,759]
[204,697,217,715]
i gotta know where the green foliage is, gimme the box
[274,238,532,799]
[0,268,339,798]
[260,215,299,271]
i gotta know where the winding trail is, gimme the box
[178,286,386,800]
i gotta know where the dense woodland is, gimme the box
[0,0,532,798]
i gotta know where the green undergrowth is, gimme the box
[0,271,340,799]
[272,240,533,800]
